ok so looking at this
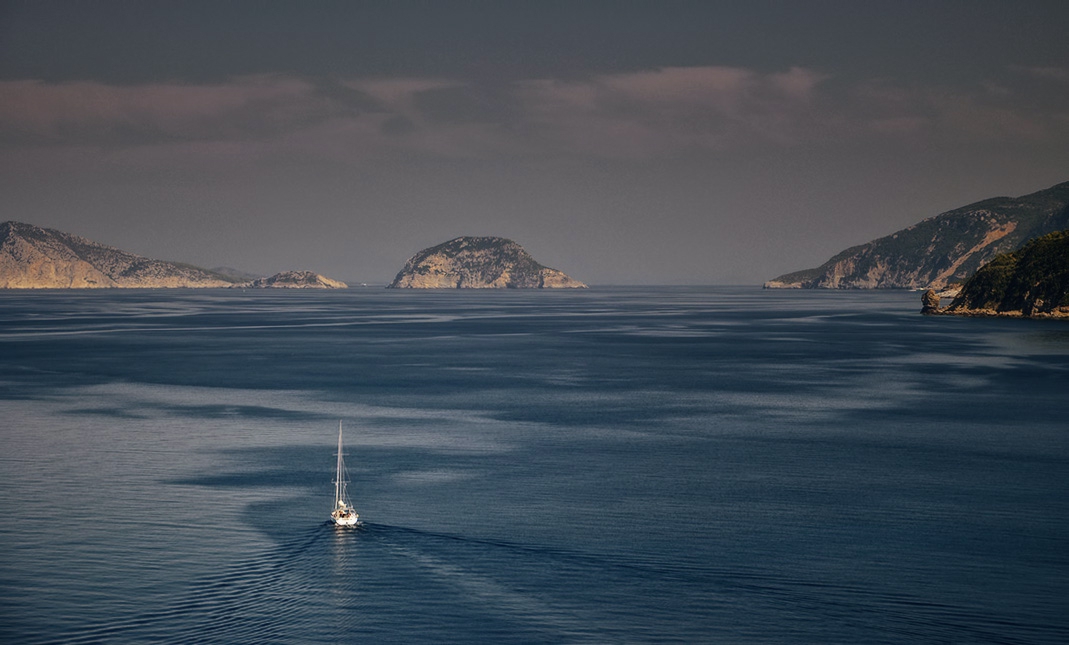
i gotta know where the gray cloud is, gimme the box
[0,75,343,146]
[4,65,1067,163]
[1008,65,1069,83]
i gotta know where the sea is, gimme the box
[1,286,1066,644]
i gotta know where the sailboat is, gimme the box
[330,421,360,527]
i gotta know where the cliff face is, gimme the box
[0,221,236,288]
[766,181,1069,289]
[244,271,347,289]
[388,236,587,289]
[937,229,1069,318]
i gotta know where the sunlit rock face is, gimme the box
[388,236,587,289]
[0,221,234,288]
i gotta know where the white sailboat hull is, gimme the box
[331,512,359,527]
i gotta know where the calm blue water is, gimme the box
[1,287,1067,643]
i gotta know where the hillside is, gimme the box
[0,221,237,288]
[765,181,1069,289]
[0,222,350,289]
[388,236,587,289]
[937,229,1069,318]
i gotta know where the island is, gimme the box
[242,271,347,289]
[387,236,587,289]
[0,221,347,289]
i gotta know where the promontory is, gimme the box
[388,236,587,289]
[765,180,1069,290]
[923,229,1069,318]
[0,221,239,288]
[0,221,346,289]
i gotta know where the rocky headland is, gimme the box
[0,221,347,289]
[388,236,587,289]
[766,181,1069,290]
[922,229,1069,319]
[0,221,238,288]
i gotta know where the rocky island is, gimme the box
[243,271,347,289]
[388,236,587,289]
[0,221,346,289]
[766,181,1069,290]
[922,229,1069,318]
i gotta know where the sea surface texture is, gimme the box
[1,287,1066,643]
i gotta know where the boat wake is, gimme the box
[33,527,337,645]
[27,521,1042,644]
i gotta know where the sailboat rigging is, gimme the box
[330,421,359,527]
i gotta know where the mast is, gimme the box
[334,420,344,508]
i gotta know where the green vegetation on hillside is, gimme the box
[949,229,1069,316]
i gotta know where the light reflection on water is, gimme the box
[1,287,1067,643]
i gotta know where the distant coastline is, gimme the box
[765,180,1069,291]
[1,223,588,291]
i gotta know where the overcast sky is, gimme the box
[2,1,1068,284]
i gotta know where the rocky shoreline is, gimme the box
[922,288,1069,319]
[919,229,1069,319]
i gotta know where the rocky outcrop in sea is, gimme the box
[242,271,347,289]
[388,236,587,289]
